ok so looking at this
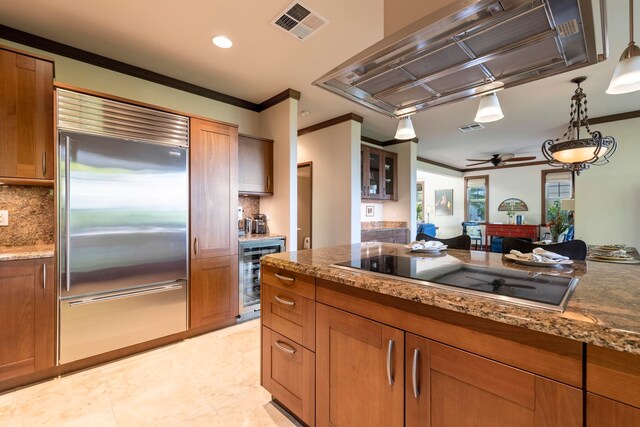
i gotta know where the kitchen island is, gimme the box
[260,243,640,426]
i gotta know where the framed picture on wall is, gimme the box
[435,189,453,216]
[366,205,375,217]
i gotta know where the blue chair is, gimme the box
[563,225,575,242]
[461,222,482,250]
[491,236,503,253]
[417,223,437,237]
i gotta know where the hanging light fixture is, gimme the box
[474,92,504,123]
[606,0,640,94]
[395,115,416,140]
[542,77,617,175]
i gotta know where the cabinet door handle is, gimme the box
[274,273,294,282]
[274,295,295,306]
[42,263,47,290]
[42,152,47,177]
[412,348,420,398]
[267,175,271,191]
[274,340,296,354]
[193,237,198,256]
[387,339,394,386]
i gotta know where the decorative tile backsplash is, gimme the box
[0,186,54,247]
[239,196,260,219]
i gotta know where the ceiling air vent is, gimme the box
[458,123,485,133]
[272,1,328,41]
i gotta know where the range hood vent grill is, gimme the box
[314,0,599,118]
[272,1,328,41]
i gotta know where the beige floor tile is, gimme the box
[4,319,298,427]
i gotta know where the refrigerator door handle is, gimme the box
[64,135,71,292]
[68,282,185,307]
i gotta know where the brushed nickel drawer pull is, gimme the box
[387,339,394,386]
[412,348,420,398]
[274,295,295,306]
[274,340,296,354]
[42,263,47,290]
[194,237,198,256]
[274,273,294,282]
[42,152,46,176]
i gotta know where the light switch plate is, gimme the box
[0,210,8,226]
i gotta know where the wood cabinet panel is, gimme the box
[190,118,238,259]
[238,134,273,195]
[262,326,315,426]
[262,284,315,351]
[0,48,54,181]
[190,255,238,329]
[316,303,404,427]
[0,258,55,382]
[262,265,315,300]
[587,393,640,427]
[361,146,397,201]
[587,344,640,408]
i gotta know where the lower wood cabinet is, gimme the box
[316,303,404,427]
[587,393,640,427]
[262,326,315,426]
[405,333,582,427]
[0,257,55,382]
[190,255,238,329]
[361,228,408,244]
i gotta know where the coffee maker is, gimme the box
[252,214,267,234]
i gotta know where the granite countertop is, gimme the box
[262,243,640,355]
[239,234,286,242]
[361,221,408,232]
[0,244,55,261]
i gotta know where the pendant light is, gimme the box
[606,0,640,94]
[541,77,617,175]
[474,92,504,123]
[395,116,416,140]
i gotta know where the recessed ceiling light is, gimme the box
[212,36,233,49]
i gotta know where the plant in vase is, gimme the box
[547,201,568,242]
[506,210,515,224]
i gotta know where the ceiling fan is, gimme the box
[465,154,537,167]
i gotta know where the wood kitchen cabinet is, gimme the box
[190,255,238,329]
[405,333,582,427]
[361,145,397,201]
[361,228,408,244]
[189,118,238,330]
[238,134,273,195]
[0,46,54,183]
[0,257,55,383]
[316,303,404,427]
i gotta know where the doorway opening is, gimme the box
[297,162,312,250]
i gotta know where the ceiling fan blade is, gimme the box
[505,156,537,162]
[465,158,490,162]
[498,153,514,161]
[466,160,490,166]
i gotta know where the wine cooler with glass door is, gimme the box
[238,238,285,321]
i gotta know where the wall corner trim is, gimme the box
[258,89,301,111]
[298,113,364,136]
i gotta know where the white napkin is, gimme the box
[532,247,569,260]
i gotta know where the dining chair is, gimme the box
[461,222,482,250]
[415,233,471,250]
[417,223,437,237]
[563,225,575,242]
[501,237,588,260]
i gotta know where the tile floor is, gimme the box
[0,320,301,427]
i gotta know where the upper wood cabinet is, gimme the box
[0,258,55,384]
[190,118,238,259]
[0,47,54,182]
[238,134,273,195]
[361,145,397,201]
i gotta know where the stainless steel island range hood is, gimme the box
[314,0,602,118]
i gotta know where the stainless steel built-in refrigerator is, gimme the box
[57,90,189,363]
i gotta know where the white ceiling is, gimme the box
[0,0,638,169]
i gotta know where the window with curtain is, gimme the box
[542,171,573,223]
[465,176,489,223]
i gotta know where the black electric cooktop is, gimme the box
[333,254,579,312]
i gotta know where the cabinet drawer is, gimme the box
[587,345,640,408]
[262,265,315,300]
[262,326,315,426]
[262,284,315,351]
